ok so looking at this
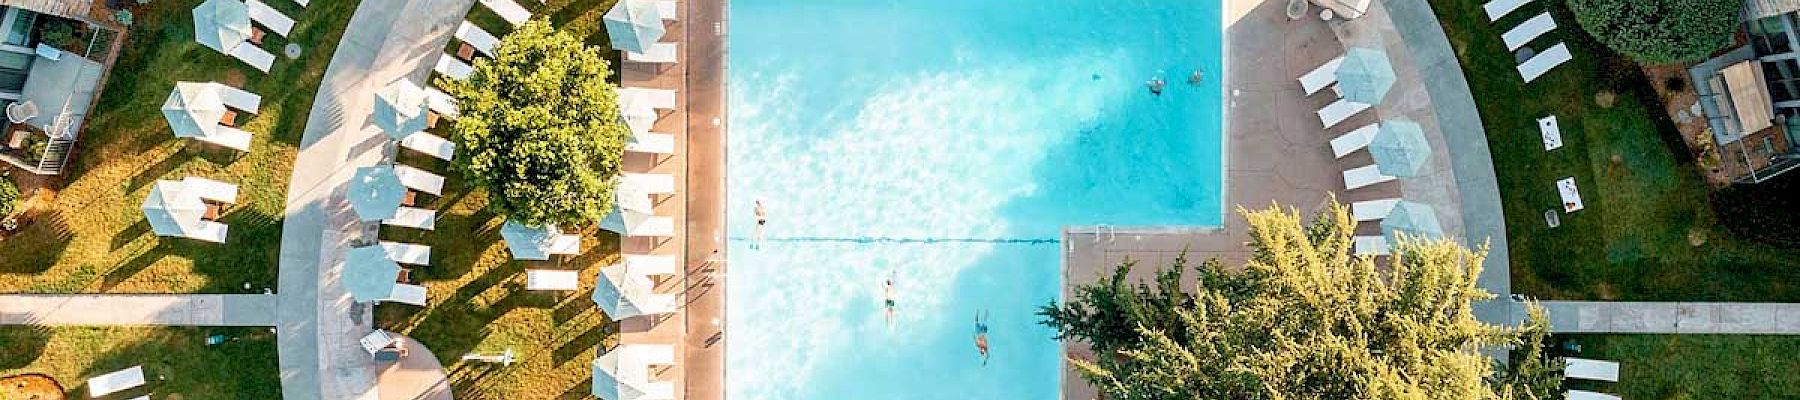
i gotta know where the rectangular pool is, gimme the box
[726,0,1222,398]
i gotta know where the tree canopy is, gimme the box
[1040,201,1558,399]
[440,20,630,227]
[1564,0,1741,64]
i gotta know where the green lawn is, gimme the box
[0,0,359,293]
[374,1,632,398]
[1563,335,1800,399]
[0,326,280,399]
[1426,0,1800,302]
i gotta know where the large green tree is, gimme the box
[440,20,630,226]
[1041,201,1558,399]
[1564,0,1741,64]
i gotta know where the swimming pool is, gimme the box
[726,0,1222,398]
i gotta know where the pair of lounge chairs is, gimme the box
[1298,56,1373,129]
[621,87,680,155]
[1563,358,1622,400]
[1485,0,1572,82]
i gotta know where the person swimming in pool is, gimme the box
[883,272,897,329]
[1146,77,1166,96]
[752,199,768,249]
[1189,68,1205,85]
[974,310,991,366]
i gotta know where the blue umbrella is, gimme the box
[1381,201,1443,243]
[373,79,430,140]
[348,166,406,221]
[343,246,401,303]
[1369,119,1432,177]
[604,0,666,54]
[1336,47,1396,104]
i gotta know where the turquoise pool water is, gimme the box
[726,0,1222,398]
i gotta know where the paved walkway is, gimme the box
[680,0,728,398]
[1523,301,1800,334]
[0,294,276,326]
[274,0,473,398]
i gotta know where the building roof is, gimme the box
[1723,60,1776,134]
[0,0,111,26]
[1747,0,1800,21]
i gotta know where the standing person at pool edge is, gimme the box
[974,310,991,366]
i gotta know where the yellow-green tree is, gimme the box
[440,20,630,227]
[1041,201,1558,399]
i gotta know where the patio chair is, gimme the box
[87,366,146,398]
[424,87,460,119]
[393,165,446,196]
[1501,13,1556,52]
[382,207,436,230]
[359,329,400,355]
[479,0,532,26]
[434,54,473,80]
[624,254,679,276]
[196,126,254,151]
[386,284,428,306]
[1517,43,1572,83]
[627,132,677,155]
[1351,198,1401,222]
[628,216,677,237]
[245,0,295,36]
[380,241,432,266]
[1342,164,1396,190]
[6,100,37,124]
[230,45,276,73]
[620,87,679,109]
[526,269,580,291]
[1538,115,1562,150]
[658,0,677,19]
[1565,390,1621,400]
[1353,235,1388,256]
[1564,358,1620,382]
[549,233,582,256]
[1317,98,1371,129]
[1298,56,1345,96]
[188,221,230,243]
[217,84,263,113]
[401,132,456,161]
[627,43,679,64]
[623,172,677,195]
[1330,123,1379,158]
[1483,0,1530,21]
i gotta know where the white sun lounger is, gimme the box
[1299,56,1345,96]
[620,87,678,109]
[623,172,676,195]
[1331,123,1379,158]
[1564,358,1620,382]
[1518,43,1571,83]
[87,365,146,398]
[627,216,676,237]
[627,132,677,155]
[1343,164,1396,190]
[455,21,501,57]
[359,330,399,354]
[627,43,679,64]
[383,207,436,230]
[479,0,532,26]
[1351,198,1401,222]
[198,126,254,151]
[1565,390,1621,400]
[401,132,456,161]
[424,87,459,119]
[182,177,240,204]
[1484,0,1530,21]
[393,165,446,196]
[1502,13,1556,52]
[380,241,432,266]
[526,269,580,291]
[217,84,262,112]
[1318,98,1371,129]
[657,0,677,19]
[245,0,295,37]
[1538,115,1563,150]
[624,254,678,276]
[229,45,275,73]
[1558,176,1583,213]
[385,283,428,306]
[549,233,581,255]
[187,220,230,243]
[435,55,473,80]
[1354,235,1389,256]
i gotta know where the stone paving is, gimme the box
[0,294,276,326]
[1528,301,1800,334]
[679,0,729,398]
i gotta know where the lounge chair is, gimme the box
[658,0,677,19]
[217,83,262,112]
[526,269,580,291]
[182,177,240,204]
[359,330,399,354]
[1557,177,1582,212]
[1565,390,1621,400]
[1351,198,1401,222]
[623,172,676,195]
[620,87,678,109]
[627,43,679,64]
[401,132,456,161]
[434,55,473,80]
[1564,358,1620,382]
[245,0,295,36]
[1330,123,1379,158]
[188,221,230,243]
[1502,13,1557,51]
[1299,56,1345,96]
[627,132,677,155]
[385,284,428,306]
[198,126,254,151]
[393,165,446,196]
[478,0,533,26]
[423,87,460,119]
[87,366,146,398]
[625,254,678,276]
[1517,43,1572,83]
[383,207,436,230]
[1538,115,1562,150]
[1354,235,1389,256]
[548,233,582,256]
[380,241,432,266]
[627,216,677,237]
[1342,164,1396,190]
[455,21,501,58]
[1483,0,1530,21]
[1317,98,1371,129]
[230,45,276,73]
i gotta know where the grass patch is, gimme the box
[0,0,359,293]
[1565,335,1800,399]
[1426,0,1800,301]
[0,326,280,399]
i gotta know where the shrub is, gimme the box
[1565,0,1742,64]
[0,177,19,216]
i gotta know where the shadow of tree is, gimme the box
[0,325,52,369]
[0,210,71,275]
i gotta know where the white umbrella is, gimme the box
[592,263,664,320]
[192,0,252,54]
[592,345,669,400]
[615,176,655,214]
[603,0,666,54]
[143,180,208,236]
[162,82,228,139]
[373,79,430,140]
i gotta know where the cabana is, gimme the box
[144,178,237,243]
[163,81,259,151]
[192,0,276,72]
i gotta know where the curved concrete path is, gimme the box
[375,335,453,400]
[273,0,473,398]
